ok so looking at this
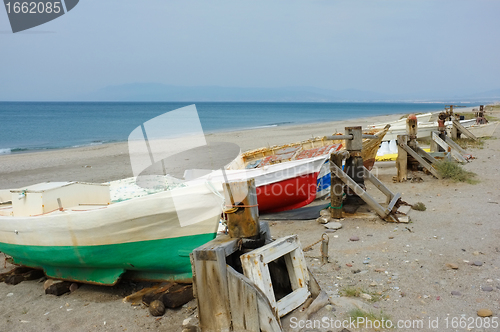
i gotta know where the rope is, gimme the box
[223,204,259,214]
[303,237,324,252]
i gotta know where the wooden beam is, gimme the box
[453,120,478,141]
[363,167,395,204]
[415,146,437,164]
[330,162,388,218]
[396,135,408,182]
[330,153,344,218]
[401,143,441,179]
[192,236,240,332]
[443,135,469,156]
[431,132,467,164]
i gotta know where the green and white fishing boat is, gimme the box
[0,178,224,285]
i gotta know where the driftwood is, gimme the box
[161,284,193,308]
[2,266,45,285]
[142,282,175,305]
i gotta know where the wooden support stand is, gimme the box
[451,120,478,141]
[329,152,346,219]
[431,132,471,164]
[223,179,260,238]
[329,155,400,222]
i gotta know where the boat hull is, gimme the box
[0,233,215,285]
[0,182,222,285]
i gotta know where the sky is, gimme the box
[0,0,499,101]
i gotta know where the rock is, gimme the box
[370,282,377,287]
[69,283,79,292]
[325,304,334,311]
[346,263,352,267]
[363,259,370,264]
[352,269,361,274]
[477,309,493,317]
[324,222,342,230]
[149,300,166,317]
[4,275,25,285]
[373,303,380,308]
[316,216,330,224]
[482,286,493,292]
[350,236,359,241]
[360,293,372,300]
[473,261,483,266]
[320,209,330,217]
[375,268,386,273]
[446,263,459,270]
[451,291,461,296]
[388,236,394,239]
[45,281,72,296]
[473,251,480,256]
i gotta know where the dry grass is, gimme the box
[453,137,484,150]
[434,160,478,184]
[412,202,426,211]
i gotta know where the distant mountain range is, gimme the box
[74,83,500,103]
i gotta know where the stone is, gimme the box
[477,309,493,317]
[473,251,480,256]
[320,209,330,217]
[324,222,342,230]
[316,216,330,224]
[373,303,380,309]
[451,291,461,296]
[370,282,377,287]
[482,286,493,292]
[346,263,352,267]
[352,269,361,274]
[149,300,166,317]
[473,261,483,266]
[375,268,386,273]
[389,236,394,239]
[350,236,360,241]
[360,293,372,300]
[69,283,79,292]
[446,263,458,270]
[363,260,370,264]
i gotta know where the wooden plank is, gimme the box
[453,120,478,140]
[277,287,310,317]
[363,167,394,204]
[244,236,298,264]
[396,135,408,182]
[227,266,260,332]
[256,289,283,332]
[386,193,401,214]
[330,162,388,218]
[415,146,437,164]
[443,135,469,155]
[401,143,441,179]
[330,153,344,218]
[431,132,467,164]
[193,241,234,331]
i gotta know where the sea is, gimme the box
[0,102,467,155]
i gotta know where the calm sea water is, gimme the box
[0,102,462,154]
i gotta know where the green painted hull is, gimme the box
[0,233,215,285]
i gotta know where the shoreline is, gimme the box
[0,112,405,189]
[0,105,481,189]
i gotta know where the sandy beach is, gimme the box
[1,109,499,332]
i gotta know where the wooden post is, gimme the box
[192,236,240,332]
[223,179,259,239]
[396,135,408,182]
[329,153,344,219]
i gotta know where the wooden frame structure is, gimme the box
[240,235,310,318]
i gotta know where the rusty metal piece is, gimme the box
[223,179,260,239]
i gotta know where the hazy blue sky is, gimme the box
[1,0,499,100]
